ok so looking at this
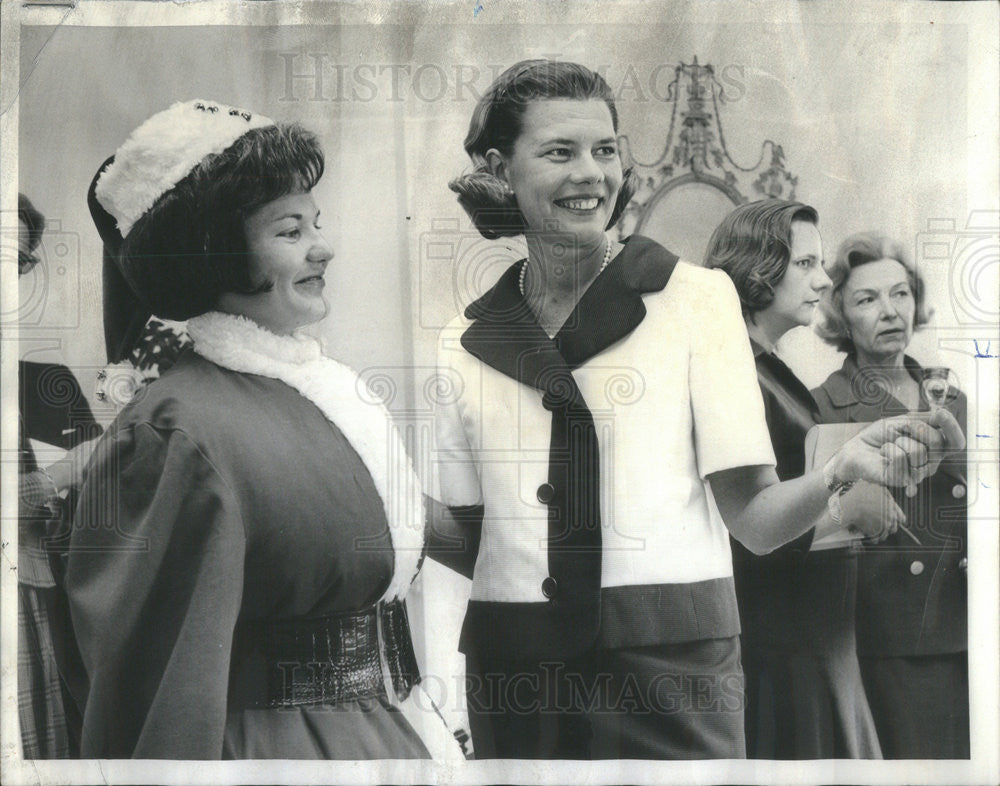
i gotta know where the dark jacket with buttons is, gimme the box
[812,355,967,657]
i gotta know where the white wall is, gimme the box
[18,11,977,395]
[15,1,996,732]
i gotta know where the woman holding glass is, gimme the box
[812,232,969,758]
[705,200,885,759]
[68,100,460,760]
[434,60,962,759]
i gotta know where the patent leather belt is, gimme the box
[229,599,420,709]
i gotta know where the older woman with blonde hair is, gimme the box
[812,231,969,759]
[814,233,934,358]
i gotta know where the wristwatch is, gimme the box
[822,456,842,492]
[823,455,855,523]
[827,483,853,524]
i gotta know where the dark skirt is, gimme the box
[859,653,969,759]
[742,648,880,759]
[737,546,881,759]
[222,698,431,759]
[465,636,745,759]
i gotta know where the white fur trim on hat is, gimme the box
[95,100,274,237]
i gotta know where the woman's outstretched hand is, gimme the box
[828,408,965,494]
[839,481,905,543]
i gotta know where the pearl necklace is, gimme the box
[519,235,613,297]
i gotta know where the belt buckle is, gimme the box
[377,599,420,704]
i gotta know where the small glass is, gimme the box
[920,366,957,411]
[898,366,958,516]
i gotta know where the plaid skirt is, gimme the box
[18,583,70,759]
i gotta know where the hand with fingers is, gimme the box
[839,481,905,544]
[825,408,966,493]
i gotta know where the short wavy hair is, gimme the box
[814,231,932,353]
[118,123,324,321]
[703,199,819,316]
[449,59,637,239]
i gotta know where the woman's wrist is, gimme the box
[44,459,75,493]
[826,483,853,525]
[822,454,845,490]
[823,452,858,491]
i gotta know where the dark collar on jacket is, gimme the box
[461,235,678,391]
[821,354,925,412]
[749,338,819,417]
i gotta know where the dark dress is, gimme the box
[733,343,881,759]
[813,355,969,759]
[66,335,436,759]
[18,360,102,759]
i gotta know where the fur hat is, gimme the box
[94,99,274,236]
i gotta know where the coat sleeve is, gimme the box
[432,326,484,508]
[67,422,246,759]
[688,271,776,478]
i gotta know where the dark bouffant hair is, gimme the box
[449,59,637,239]
[703,199,820,316]
[118,123,324,321]
[815,231,932,353]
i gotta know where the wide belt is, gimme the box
[228,598,420,710]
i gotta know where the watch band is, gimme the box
[827,488,844,523]
[826,482,854,525]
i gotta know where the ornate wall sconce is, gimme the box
[617,56,799,263]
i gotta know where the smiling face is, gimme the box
[841,257,916,366]
[758,220,830,335]
[490,99,622,244]
[218,191,333,335]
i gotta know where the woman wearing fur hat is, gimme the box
[67,100,461,760]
